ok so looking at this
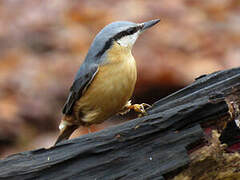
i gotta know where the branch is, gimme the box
[0,68,240,180]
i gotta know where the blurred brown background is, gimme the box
[0,0,240,158]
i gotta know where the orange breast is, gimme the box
[74,42,137,125]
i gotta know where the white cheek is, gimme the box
[117,32,139,47]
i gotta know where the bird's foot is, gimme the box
[129,103,151,117]
[119,100,151,117]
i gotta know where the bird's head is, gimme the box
[86,19,160,59]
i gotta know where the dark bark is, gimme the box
[0,68,240,180]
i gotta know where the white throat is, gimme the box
[117,32,140,47]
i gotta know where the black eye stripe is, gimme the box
[96,25,142,58]
[127,28,136,35]
[113,26,141,40]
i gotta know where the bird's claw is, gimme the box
[119,101,151,117]
[130,103,151,117]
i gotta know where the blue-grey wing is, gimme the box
[62,63,99,115]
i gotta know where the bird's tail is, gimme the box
[54,120,78,145]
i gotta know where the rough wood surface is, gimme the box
[0,68,240,180]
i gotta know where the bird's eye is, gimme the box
[127,28,135,35]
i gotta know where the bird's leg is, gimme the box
[119,100,151,116]
[118,100,132,115]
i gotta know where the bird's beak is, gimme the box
[141,19,160,32]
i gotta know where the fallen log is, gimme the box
[0,67,240,180]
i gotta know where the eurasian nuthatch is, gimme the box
[55,19,160,144]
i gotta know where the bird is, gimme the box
[55,19,160,145]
